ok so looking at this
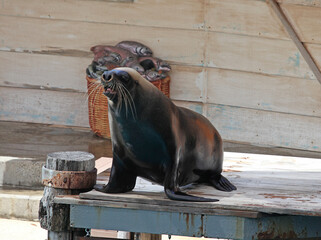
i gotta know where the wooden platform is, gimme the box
[1,120,321,238]
[55,153,321,240]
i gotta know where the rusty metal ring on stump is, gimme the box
[42,166,97,189]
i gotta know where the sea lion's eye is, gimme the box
[120,72,130,82]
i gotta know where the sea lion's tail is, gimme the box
[165,188,218,202]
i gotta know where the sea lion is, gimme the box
[94,67,236,201]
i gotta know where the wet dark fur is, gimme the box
[94,68,236,201]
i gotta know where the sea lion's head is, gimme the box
[101,67,145,117]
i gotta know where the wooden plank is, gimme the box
[0,51,204,102]
[56,194,261,219]
[2,84,320,152]
[268,0,321,84]
[206,68,321,118]
[206,0,288,40]
[77,152,321,217]
[2,51,321,119]
[169,66,205,102]
[2,85,321,152]
[0,87,90,127]
[79,181,321,217]
[0,121,113,159]
[280,3,321,44]
[206,103,321,152]
[306,43,321,70]
[0,51,89,92]
[277,0,321,7]
[0,15,206,66]
[2,14,321,79]
[70,204,205,237]
[95,157,112,174]
[68,203,321,239]
[223,141,321,159]
[0,0,206,31]
[206,32,316,80]
[205,215,321,240]
[0,0,292,41]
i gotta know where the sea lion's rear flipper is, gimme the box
[210,175,237,192]
[165,188,218,202]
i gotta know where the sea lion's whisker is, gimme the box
[121,84,137,119]
[117,84,127,115]
[115,84,122,113]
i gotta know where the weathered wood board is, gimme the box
[207,0,288,40]
[206,104,321,152]
[79,152,321,217]
[0,15,206,66]
[1,85,321,151]
[206,68,321,118]
[0,87,89,127]
[1,52,321,119]
[206,32,316,80]
[0,121,113,159]
[0,0,206,31]
[277,0,321,7]
[0,14,320,79]
[0,51,89,92]
[2,0,319,45]
[281,3,321,44]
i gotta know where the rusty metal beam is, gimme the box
[268,0,321,85]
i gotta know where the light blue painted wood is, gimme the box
[205,215,321,240]
[243,215,321,240]
[69,204,321,239]
[70,205,203,237]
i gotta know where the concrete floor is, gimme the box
[0,218,47,240]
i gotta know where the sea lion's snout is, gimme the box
[102,71,114,82]
[101,71,117,98]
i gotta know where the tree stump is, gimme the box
[39,151,96,240]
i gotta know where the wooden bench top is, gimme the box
[56,152,321,218]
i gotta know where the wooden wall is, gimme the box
[0,0,321,152]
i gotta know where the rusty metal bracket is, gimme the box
[42,166,97,189]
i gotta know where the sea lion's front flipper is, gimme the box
[94,154,137,193]
[164,188,218,202]
[210,175,237,192]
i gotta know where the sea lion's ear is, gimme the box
[135,80,139,84]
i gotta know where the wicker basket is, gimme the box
[87,75,170,138]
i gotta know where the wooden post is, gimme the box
[39,151,96,240]
[139,233,162,240]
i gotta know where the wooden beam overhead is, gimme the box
[268,0,321,85]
